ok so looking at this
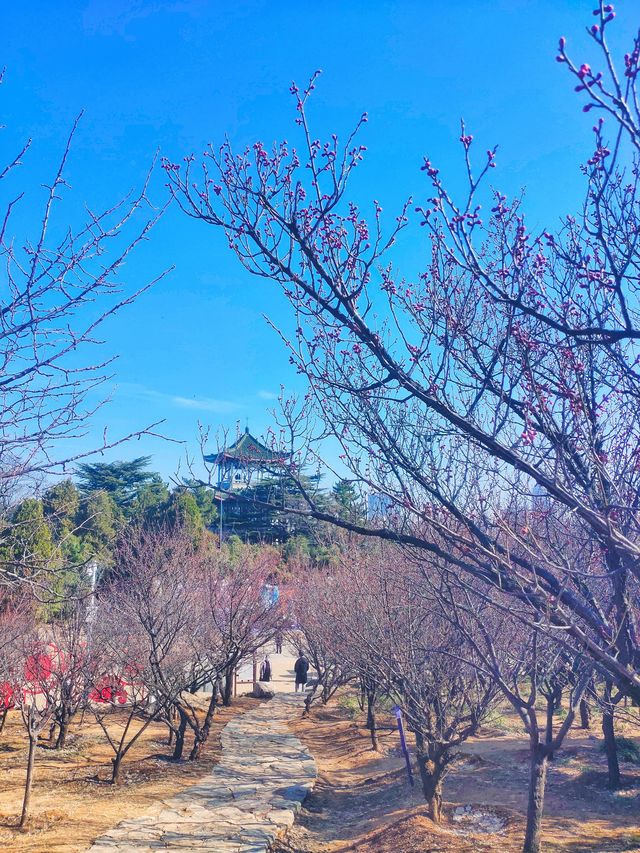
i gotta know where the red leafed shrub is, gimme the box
[0,681,14,710]
[24,652,53,685]
[89,675,128,705]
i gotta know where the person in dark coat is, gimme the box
[260,655,272,682]
[294,650,309,692]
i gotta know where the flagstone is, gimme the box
[88,693,316,851]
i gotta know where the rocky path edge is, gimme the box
[88,692,316,852]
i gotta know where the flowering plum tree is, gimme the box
[166,5,640,704]
[42,599,100,749]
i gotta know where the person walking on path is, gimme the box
[275,630,283,654]
[294,650,309,693]
[260,655,272,682]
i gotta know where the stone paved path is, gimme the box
[88,692,316,852]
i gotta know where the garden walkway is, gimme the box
[88,654,316,852]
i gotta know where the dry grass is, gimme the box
[275,693,640,853]
[3,686,640,853]
[0,693,259,852]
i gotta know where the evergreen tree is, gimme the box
[76,490,122,564]
[1,498,55,582]
[42,479,81,537]
[163,489,204,539]
[331,479,366,524]
[129,475,170,519]
[182,479,218,526]
[220,472,326,544]
[76,457,157,512]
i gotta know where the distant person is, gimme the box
[275,630,283,654]
[260,655,272,682]
[294,650,309,693]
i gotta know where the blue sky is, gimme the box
[2,0,636,483]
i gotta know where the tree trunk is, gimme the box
[166,704,177,745]
[368,708,378,751]
[414,732,444,824]
[523,743,548,853]
[579,698,591,730]
[303,682,318,716]
[0,708,8,734]
[359,678,366,712]
[111,751,124,785]
[55,712,70,749]
[189,685,218,761]
[602,685,620,789]
[366,691,378,751]
[172,708,188,761]
[544,685,562,760]
[20,729,38,828]
[223,669,233,707]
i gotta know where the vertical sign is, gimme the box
[393,706,414,787]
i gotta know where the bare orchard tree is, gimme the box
[369,554,499,822]
[432,572,592,853]
[110,523,204,762]
[167,6,640,699]
[202,543,284,708]
[294,553,386,746]
[89,602,163,785]
[45,598,99,749]
[4,622,60,826]
[288,562,353,716]
[0,74,169,588]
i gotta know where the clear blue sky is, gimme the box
[2,1,636,482]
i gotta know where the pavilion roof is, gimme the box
[204,428,288,467]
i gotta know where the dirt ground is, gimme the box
[275,695,640,853]
[0,693,259,852]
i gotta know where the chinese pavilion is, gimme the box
[204,427,291,542]
[204,427,288,491]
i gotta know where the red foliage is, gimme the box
[89,675,128,705]
[0,681,14,711]
[24,652,53,686]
